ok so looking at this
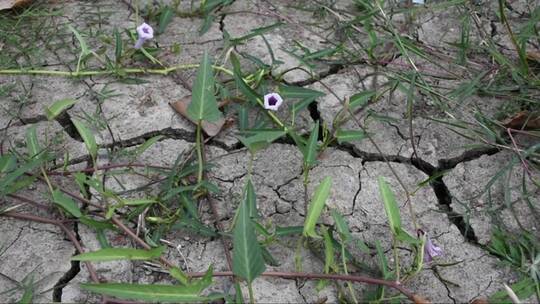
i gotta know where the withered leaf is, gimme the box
[0,0,31,10]
[170,95,225,137]
[501,111,540,130]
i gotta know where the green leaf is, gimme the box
[377,176,401,235]
[52,189,82,218]
[335,129,368,144]
[322,228,334,274]
[0,154,16,173]
[0,158,43,196]
[114,28,123,63]
[395,228,419,245]
[303,177,332,239]
[232,188,266,283]
[349,90,375,109]
[303,121,319,167]
[238,129,285,154]
[71,119,97,160]
[25,126,40,158]
[158,6,174,34]
[45,99,77,120]
[275,226,304,236]
[244,179,258,219]
[279,84,324,100]
[489,277,536,303]
[330,209,352,243]
[72,246,164,261]
[134,135,163,158]
[169,267,189,285]
[122,198,158,206]
[80,283,222,302]
[230,53,260,103]
[67,25,90,55]
[187,51,222,123]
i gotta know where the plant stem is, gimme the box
[248,282,255,304]
[195,121,204,184]
[0,64,233,77]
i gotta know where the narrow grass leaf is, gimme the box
[349,90,375,109]
[303,121,319,167]
[330,209,352,243]
[80,283,222,302]
[279,84,324,99]
[322,228,334,273]
[25,126,40,157]
[335,129,368,144]
[230,53,260,103]
[67,25,90,55]
[187,51,222,122]
[52,189,82,218]
[232,189,266,283]
[303,176,332,239]
[114,28,122,63]
[71,119,97,160]
[377,176,402,235]
[72,246,164,261]
[122,198,157,206]
[45,99,77,120]
[158,6,174,34]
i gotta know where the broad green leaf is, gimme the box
[172,217,219,237]
[232,189,266,283]
[80,283,222,302]
[349,90,375,109]
[303,121,319,167]
[72,119,97,160]
[244,179,258,219]
[279,84,324,100]
[52,189,82,218]
[114,28,122,63]
[122,198,157,206]
[187,51,222,122]
[377,176,401,235]
[25,126,40,158]
[190,265,214,293]
[303,177,332,239]
[238,129,285,154]
[335,129,368,144]
[72,246,164,261]
[158,6,174,34]
[230,53,260,103]
[45,99,77,120]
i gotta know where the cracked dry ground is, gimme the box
[1,0,539,303]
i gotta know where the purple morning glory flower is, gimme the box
[418,229,442,262]
[134,23,154,49]
[263,93,283,111]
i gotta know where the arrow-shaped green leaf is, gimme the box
[187,51,222,123]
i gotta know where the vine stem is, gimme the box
[0,64,233,77]
[186,271,421,302]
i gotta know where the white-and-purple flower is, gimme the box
[263,93,283,111]
[134,22,154,49]
[418,229,443,262]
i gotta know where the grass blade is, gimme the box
[52,189,82,218]
[303,121,319,167]
[45,98,77,120]
[71,119,97,160]
[377,176,402,235]
[80,283,222,302]
[72,246,164,261]
[303,176,332,239]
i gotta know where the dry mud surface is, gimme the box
[1,0,539,303]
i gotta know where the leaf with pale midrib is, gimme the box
[187,51,222,123]
[232,182,266,283]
